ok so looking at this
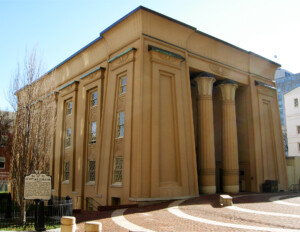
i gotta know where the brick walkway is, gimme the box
[73,192,300,232]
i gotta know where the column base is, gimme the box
[199,185,216,194]
[223,185,239,193]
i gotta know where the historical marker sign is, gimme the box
[24,171,51,200]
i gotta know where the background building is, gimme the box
[17,6,288,209]
[0,111,15,192]
[284,86,300,157]
[283,86,300,187]
[275,69,300,156]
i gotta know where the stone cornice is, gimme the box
[108,47,137,70]
[80,67,106,80]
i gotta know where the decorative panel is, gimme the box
[257,87,279,182]
[259,98,277,180]
[159,72,178,185]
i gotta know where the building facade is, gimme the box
[283,86,300,187]
[0,111,15,192]
[19,7,288,209]
[284,86,300,157]
[275,69,300,129]
[275,69,300,156]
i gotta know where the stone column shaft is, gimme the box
[195,76,216,194]
[219,82,239,193]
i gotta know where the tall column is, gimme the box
[194,74,216,194]
[219,80,239,193]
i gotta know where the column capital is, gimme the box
[219,79,238,102]
[194,75,216,97]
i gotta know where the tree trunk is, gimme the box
[20,200,26,224]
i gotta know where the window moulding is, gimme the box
[108,47,137,71]
[80,66,106,86]
[255,80,277,90]
[59,81,79,97]
[148,45,185,68]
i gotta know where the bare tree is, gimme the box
[0,111,14,147]
[9,48,56,223]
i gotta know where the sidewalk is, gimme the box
[73,192,300,232]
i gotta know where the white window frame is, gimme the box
[66,101,72,115]
[65,128,71,148]
[119,76,127,95]
[90,90,98,107]
[89,122,97,144]
[116,111,125,138]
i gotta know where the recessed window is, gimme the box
[112,157,123,184]
[0,158,5,169]
[90,90,98,107]
[111,197,120,206]
[298,143,300,152]
[66,101,72,115]
[119,76,126,94]
[89,122,96,144]
[295,98,299,107]
[0,135,7,147]
[88,160,95,182]
[64,161,70,181]
[297,126,300,134]
[116,112,125,138]
[65,128,71,147]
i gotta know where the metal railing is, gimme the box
[0,194,72,228]
[86,197,102,211]
[288,184,300,192]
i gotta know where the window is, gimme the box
[89,122,96,144]
[64,161,70,181]
[65,128,71,147]
[90,91,98,107]
[0,135,7,147]
[66,101,72,115]
[88,160,96,182]
[298,143,300,152]
[116,112,125,138]
[297,126,300,134]
[295,98,299,107]
[0,158,5,169]
[112,157,123,184]
[111,197,120,206]
[119,76,126,94]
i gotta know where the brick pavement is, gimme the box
[73,192,300,232]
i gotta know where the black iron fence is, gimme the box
[0,193,72,229]
[289,184,300,192]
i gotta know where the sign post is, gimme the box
[24,170,51,231]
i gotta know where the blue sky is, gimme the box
[1,0,300,111]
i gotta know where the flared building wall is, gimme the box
[18,7,287,209]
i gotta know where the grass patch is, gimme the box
[0,225,60,231]
[0,219,60,231]
[0,224,60,231]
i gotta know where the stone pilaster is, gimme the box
[219,80,239,193]
[194,75,216,194]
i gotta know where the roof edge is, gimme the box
[99,6,196,37]
[43,36,102,77]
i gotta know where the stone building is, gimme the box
[18,6,287,209]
